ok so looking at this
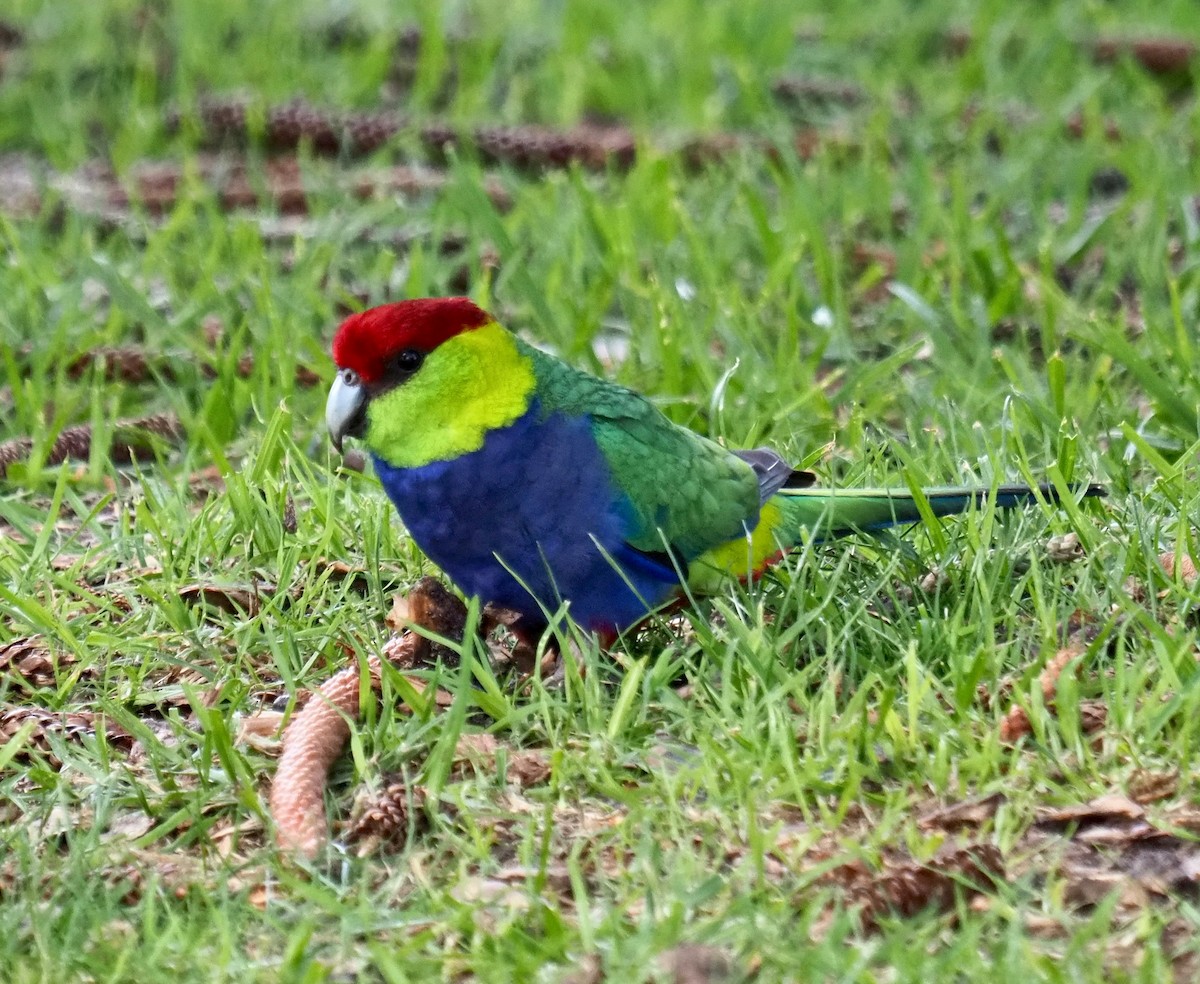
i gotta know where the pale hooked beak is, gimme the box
[326,368,367,453]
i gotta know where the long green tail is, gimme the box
[773,482,1106,539]
[689,481,1104,590]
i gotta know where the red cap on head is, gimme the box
[332,297,492,383]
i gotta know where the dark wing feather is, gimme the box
[732,447,815,502]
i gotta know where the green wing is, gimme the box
[525,344,760,560]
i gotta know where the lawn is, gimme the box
[2,0,1200,980]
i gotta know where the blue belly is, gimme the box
[372,404,681,633]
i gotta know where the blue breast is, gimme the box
[372,403,681,633]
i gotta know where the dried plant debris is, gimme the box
[148,71,1162,190]
[0,636,68,689]
[918,792,1006,833]
[116,154,512,215]
[65,346,171,384]
[1091,36,1196,75]
[384,575,474,667]
[655,944,740,984]
[19,338,315,390]
[1159,550,1199,586]
[0,707,135,767]
[343,780,429,855]
[560,955,605,984]
[0,20,22,48]
[270,578,470,856]
[177,581,275,618]
[1121,549,1200,605]
[166,98,819,172]
[311,559,374,593]
[1023,794,1200,911]
[171,98,645,171]
[1063,111,1123,142]
[0,20,19,79]
[1045,531,1085,563]
[932,28,1195,77]
[1127,770,1179,805]
[820,844,1005,931]
[0,413,184,479]
[103,853,229,906]
[269,577,549,856]
[424,122,638,171]
[999,618,1107,744]
[0,153,510,230]
[269,650,393,857]
[451,733,552,788]
[168,98,409,156]
[771,75,866,108]
[267,635,457,855]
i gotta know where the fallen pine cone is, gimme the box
[268,577,545,857]
[270,577,470,857]
[269,632,423,857]
[343,781,428,856]
[850,844,1004,930]
[0,413,183,479]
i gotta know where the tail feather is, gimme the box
[774,481,1106,538]
[689,480,1104,591]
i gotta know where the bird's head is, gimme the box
[326,297,537,468]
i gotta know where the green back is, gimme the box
[522,341,761,559]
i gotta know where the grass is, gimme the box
[2,0,1200,980]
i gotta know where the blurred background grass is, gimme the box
[2,1,1200,980]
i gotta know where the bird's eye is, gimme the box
[393,349,423,374]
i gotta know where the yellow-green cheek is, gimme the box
[365,324,537,468]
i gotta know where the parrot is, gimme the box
[325,297,1104,644]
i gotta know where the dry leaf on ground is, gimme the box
[453,732,553,787]
[817,844,1004,932]
[918,792,1006,832]
[178,582,273,618]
